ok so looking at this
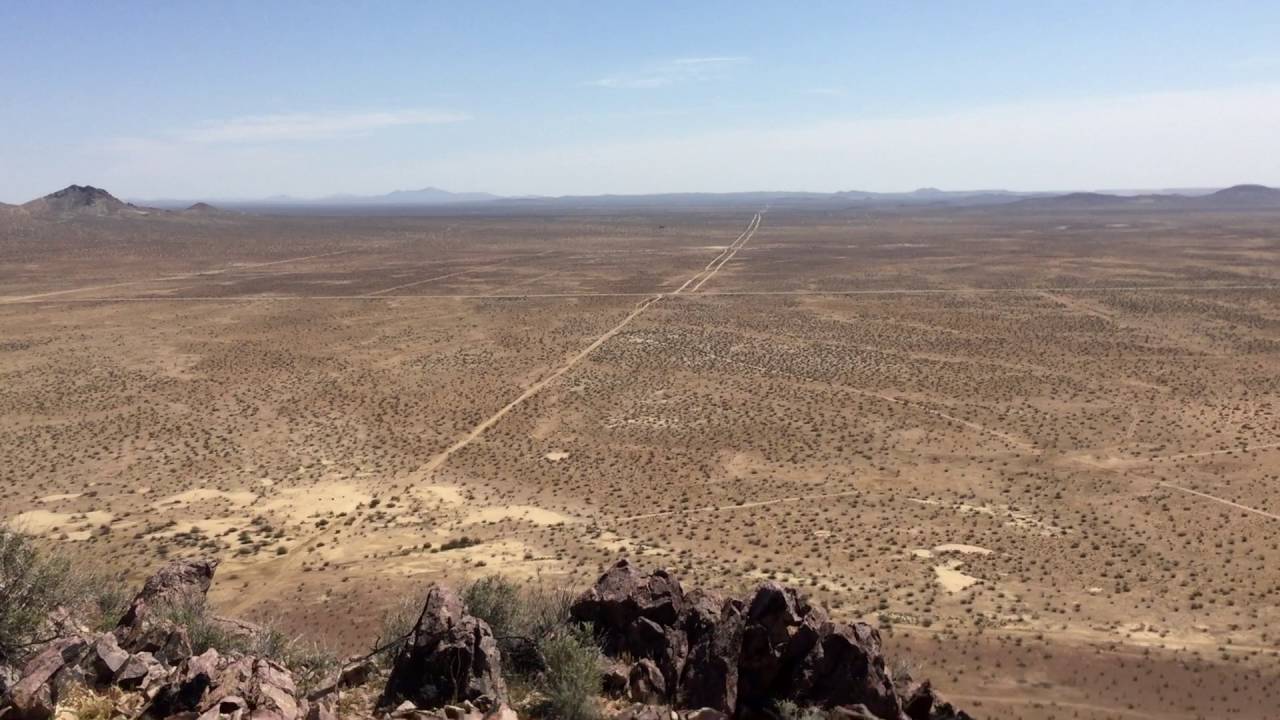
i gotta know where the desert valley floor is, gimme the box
[2,205,1279,719]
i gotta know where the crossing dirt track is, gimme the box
[3,203,1280,718]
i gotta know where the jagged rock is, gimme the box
[791,623,900,719]
[681,590,726,645]
[737,582,818,707]
[379,584,507,712]
[150,648,223,716]
[902,681,971,720]
[676,602,742,715]
[114,651,167,692]
[6,637,88,720]
[602,659,630,698]
[116,557,218,637]
[203,656,304,720]
[628,659,667,704]
[571,560,687,653]
[85,633,130,683]
[627,617,687,695]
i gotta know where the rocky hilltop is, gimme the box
[0,557,969,720]
[21,185,150,218]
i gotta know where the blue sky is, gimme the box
[2,1,1279,202]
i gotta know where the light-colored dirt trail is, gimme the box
[617,488,863,522]
[406,213,764,481]
[1137,440,1280,463]
[367,251,550,295]
[689,212,760,292]
[0,250,351,303]
[412,293,663,478]
[1157,481,1280,521]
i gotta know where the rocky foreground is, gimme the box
[0,558,969,720]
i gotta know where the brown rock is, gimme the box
[86,633,130,682]
[115,557,218,636]
[628,659,668,704]
[791,622,900,719]
[7,637,88,720]
[676,602,742,715]
[570,560,687,652]
[379,584,507,711]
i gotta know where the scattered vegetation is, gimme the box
[464,575,598,719]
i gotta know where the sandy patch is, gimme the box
[544,451,570,462]
[155,488,257,508]
[464,505,574,526]
[421,485,464,505]
[935,560,981,593]
[911,549,935,559]
[10,510,113,536]
[38,493,83,503]
[259,481,371,522]
[934,543,993,555]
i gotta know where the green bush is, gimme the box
[0,528,129,661]
[0,528,77,661]
[538,625,601,720]
[462,575,598,718]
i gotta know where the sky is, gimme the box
[2,1,1279,202]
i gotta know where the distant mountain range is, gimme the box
[1007,184,1280,211]
[134,186,500,209]
[8,183,1280,219]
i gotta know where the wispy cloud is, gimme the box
[175,109,468,143]
[589,56,748,89]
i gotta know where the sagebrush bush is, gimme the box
[0,528,132,662]
[538,624,601,720]
[463,575,598,719]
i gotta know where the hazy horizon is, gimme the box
[3,2,1280,203]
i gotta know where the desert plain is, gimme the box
[2,202,1279,719]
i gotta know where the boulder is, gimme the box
[115,557,216,664]
[627,659,667,704]
[150,648,223,716]
[6,637,88,720]
[677,602,742,715]
[791,623,900,719]
[203,656,304,720]
[902,681,972,720]
[85,633,130,683]
[737,582,818,707]
[379,584,507,711]
[571,560,687,652]
[114,651,167,693]
[116,557,218,635]
[626,617,688,696]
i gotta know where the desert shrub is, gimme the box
[158,592,250,656]
[537,624,601,720]
[463,575,597,718]
[371,594,424,667]
[0,528,131,660]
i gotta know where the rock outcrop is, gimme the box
[0,557,309,720]
[379,583,508,713]
[571,559,969,720]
